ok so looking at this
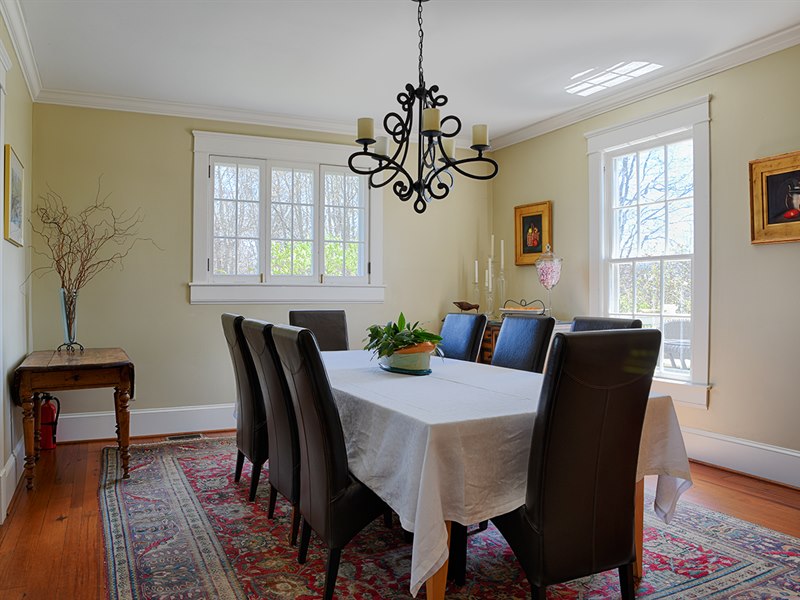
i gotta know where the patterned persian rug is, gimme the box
[100,437,800,599]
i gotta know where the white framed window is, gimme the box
[191,131,383,304]
[586,96,710,407]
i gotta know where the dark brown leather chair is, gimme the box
[288,310,349,351]
[220,313,268,502]
[272,324,388,600]
[242,318,301,545]
[491,315,555,373]
[571,316,643,331]
[491,329,661,599]
[438,313,488,361]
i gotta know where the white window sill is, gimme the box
[189,282,385,304]
[651,377,710,409]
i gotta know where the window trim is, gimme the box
[191,131,384,304]
[586,96,710,407]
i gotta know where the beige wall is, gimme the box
[30,105,492,416]
[493,44,800,452]
[1,16,33,476]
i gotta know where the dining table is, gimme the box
[322,350,692,599]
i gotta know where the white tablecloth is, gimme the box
[322,350,692,597]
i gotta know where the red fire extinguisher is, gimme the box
[40,393,61,450]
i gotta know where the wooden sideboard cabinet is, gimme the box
[478,320,502,364]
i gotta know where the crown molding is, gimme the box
[0,0,40,100]
[493,23,800,150]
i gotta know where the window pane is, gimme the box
[635,261,661,313]
[214,163,236,199]
[294,170,314,205]
[214,200,236,237]
[238,166,259,201]
[293,204,313,240]
[325,172,345,207]
[663,317,692,372]
[664,259,692,314]
[667,199,694,254]
[324,242,344,276]
[639,146,665,202]
[611,262,634,314]
[639,204,666,256]
[345,243,362,276]
[272,169,292,203]
[325,207,344,241]
[293,241,313,275]
[613,153,637,207]
[237,201,259,238]
[346,208,364,242]
[213,238,235,275]
[613,207,637,258]
[237,239,259,275]
[271,240,291,275]
[667,140,693,200]
[345,175,363,208]
[271,203,291,240]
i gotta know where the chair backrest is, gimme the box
[571,316,643,332]
[438,313,488,361]
[491,315,555,373]
[525,329,661,582]
[220,313,267,463]
[288,310,349,351]
[242,318,300,503]
[271,324,351,537]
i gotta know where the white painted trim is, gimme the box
[494,23,800,149]
[651,378,709,409]
[0,35,12,89]
[0,436,24,523]
[56,403,236,442]
[189,282,385,304]
[682,427,800,489]
[0,0,40,99]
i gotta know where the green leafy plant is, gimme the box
[364,312,442,359]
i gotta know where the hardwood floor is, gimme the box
[0,434,798,599]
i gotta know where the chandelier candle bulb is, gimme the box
[357,117,375,143]
[442,138,456,160]
[374,136,389,157]
[472,124,489,147]
[422,108,441,135]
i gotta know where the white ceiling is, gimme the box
[8,0,800,147]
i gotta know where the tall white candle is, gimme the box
[472,124,489,147]
[488,256,493,292]
[357,117,374,141]
[374,136,388,156]
[500,239,505,270]
[491,234,495,259]
[474,259,479,284]
[485,269,488,288]
[442,138,456,159]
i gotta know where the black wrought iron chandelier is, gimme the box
[348,0,499,214]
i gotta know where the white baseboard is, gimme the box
[57,403,236,442]
[682,426,800,488]
[0,436,25,524]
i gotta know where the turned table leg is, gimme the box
[115,366,133,479]
[20,380,35,490]
[33,393,42,460]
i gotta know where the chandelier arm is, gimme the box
[439,114,462,138]
[441,154,500,181]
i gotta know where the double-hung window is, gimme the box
[191,131,383,304]
[586,97,710,406]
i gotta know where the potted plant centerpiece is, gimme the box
[364,313,442,375]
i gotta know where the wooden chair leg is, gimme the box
[298,519,311,564]
[383,508,393,528]
[248,462,263,501]
[619,563,635,599]
[234,450,245,482]
[268,484,278,518]
[323,547,342,600]
[531,583,547,600]
[289,506,301,546]
[448,522,467,586]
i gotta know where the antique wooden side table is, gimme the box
[12,348,135,490]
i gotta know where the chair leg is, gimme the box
[383,508,393,528]
[467,520,489,536]
[448,522,467,586]
[268,484,278,518]
[289,505,301,546]
[298,519,311,564]
[531,584,547,600]
[323,547,342,600]
[248,462,262,501]
[234,450,245,482]
[619,563,636,599]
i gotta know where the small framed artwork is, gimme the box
[4,144,23,247]
[514,201,552,265]
[750,149,800,244]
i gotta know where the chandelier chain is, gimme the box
[417,1,424,89]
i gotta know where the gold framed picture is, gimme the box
[514,201,552,265]
[749,149,800,245]
[4,144,23,247]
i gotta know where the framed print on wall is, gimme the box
[750,149,800,244]
[514,201,552,265]
[4,144,23,247]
